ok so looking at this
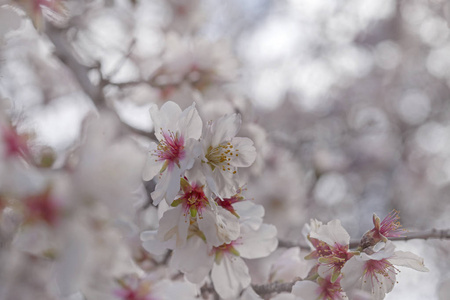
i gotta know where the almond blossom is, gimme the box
[143,101,202,205]
[305,219,354,283]
[152,177,240,248]
[201,113,256,197]
[340,241,429,300]
[192,223,278,299]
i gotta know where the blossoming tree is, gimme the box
[1,1,450,300]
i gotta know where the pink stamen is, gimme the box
[364,259,398,288]
[215,190,244,217]
[153,130,185,171]
[2,126,29,158]
[379,210,404,238]
[173,179,209,219]
[316,276,344,300]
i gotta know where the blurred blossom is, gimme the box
[314,172,347,206]
[397,90,430,125]
[374,40,401,70]
[1,0,450,299]
[415,122,448,154]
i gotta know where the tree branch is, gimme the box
[278,228,450,251]
[45,23,105,105]
[252,279,301,296]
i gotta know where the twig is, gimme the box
[252,279,302,296]
[45,23,105,105]
[278,228,450,251]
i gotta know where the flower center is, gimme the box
[215,189,244,217]
[205,142,237,173]
[172,178,209,218]
[317,277,343,300]
[379,210,404,238]
[153,130,185,171]
[364,259,398,287]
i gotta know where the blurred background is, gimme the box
[1,0,450,299]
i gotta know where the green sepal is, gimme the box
[159,160,169,173]
[215,251,224,264]
[331,269,340,283]
[171,199,182,207]
[229,246,240,257]
[180,177,190,192]
[190,207,197,218]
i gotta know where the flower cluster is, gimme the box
[141,101,278,299]
[288,211,429,300]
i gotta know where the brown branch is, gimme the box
[200,279,302,298]
[252,279,302,296]
[45,23,157,142]
[45,23,105,105]
[279,228,450,251]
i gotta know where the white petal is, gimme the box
[178,103,203,140]
[291,280,320,300]
[211,167,239,198]
[211,256,251,299]
[389,251,429,272]
[152,101,183,138]
[185,265,212,285]
[234,201,264,231]
[180,138,202,171]
[309,219,350,247]
[235,224,278,259]
[229,137,256,167]
[170,236,213,283]
[142,142,163,181]
[151,169,182,205]
[156,207,189,247]
[212,114,241,146]
[341,256,365,293]
[141,230,174,255]
[199,207,240,247]
[152,279,199,300]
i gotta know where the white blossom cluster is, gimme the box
[140,101,278,299]
[0,1,439,300]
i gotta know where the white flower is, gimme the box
[73,113,145,220]
[143,101,202,205]
[157,178,239,248]
[340,241,429,300]
[201,114,256,197]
